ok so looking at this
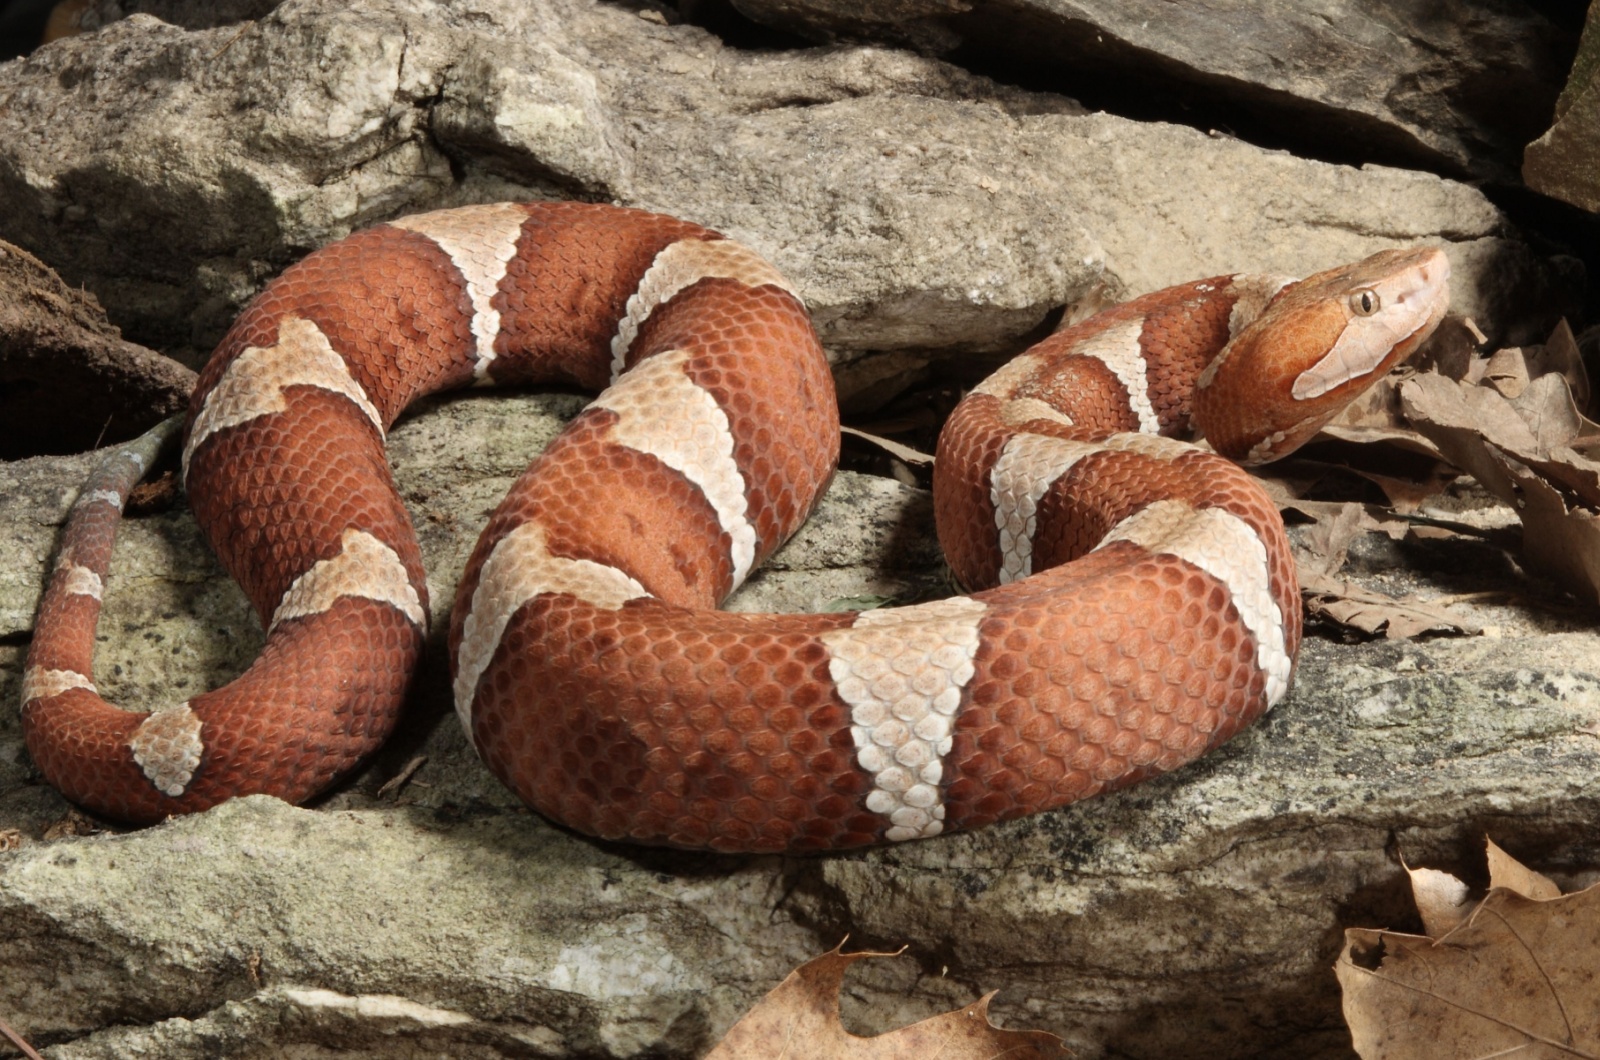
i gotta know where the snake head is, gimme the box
[1194,246,1451,465]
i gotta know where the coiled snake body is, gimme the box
[22,203,1449,851]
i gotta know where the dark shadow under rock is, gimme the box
[0,239,193,459]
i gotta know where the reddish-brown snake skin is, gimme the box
[22,203,1450,851]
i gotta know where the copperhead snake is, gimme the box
[21,202,1450,851]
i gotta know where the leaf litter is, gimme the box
[1398,317,1600,608]
[1270,315,1600,638]
[1338,839,1600,1059]
[706,945,1063,1059]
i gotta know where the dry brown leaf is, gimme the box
[1278,492,1476,641]
[1404,864,1475,939]
[1340,842,1600,1059]
[1346,844,1600,1058]
[1300,571,1480,639]
[706,945,1063,1060]
[1486,837,1562,901]
[1403,369,1548,454]
[1341,888,1600,1058]
[1514,473,1600,597]
[1298,501,1365,579]
[1513,372,1585,452]
[1401,367,1600,605]
[1529,318,1589,410]
[1403,370,1591,490]
[1482,346,1532,398]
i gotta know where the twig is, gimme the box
[209,23,251,61]
[840,425,934,467]
[375,755,427,799]
[0,1013,45,1060]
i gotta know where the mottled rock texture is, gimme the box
[725,0,1575,183]
[1525,1,1600,213]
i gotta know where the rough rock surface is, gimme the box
[1525,2,1600,214]
[0,0,1573,389]
[0,1,1596,1058]
[0,237,193,458]
[726,0,1575,183]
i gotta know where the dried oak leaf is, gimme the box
[706,945,1063,1059]
[1401,356,1600,605]
[1300,573,1480,639]
[1290,502,1479,639]
[1338,840,1600,1059]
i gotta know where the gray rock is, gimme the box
[727,0,1575,184]
[0,0,1571,394]
[1525,3,1600,214]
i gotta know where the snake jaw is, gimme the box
[1291,247,1451,401]
[1195,245,1451,465]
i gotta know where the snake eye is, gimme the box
[1350,289,1381,316]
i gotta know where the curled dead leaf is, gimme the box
[1530,318,1588,410]
[707,944,1063,1059]
[1300,571,1480,639]
[1339,841,1600,1059]
[1483,345,1531,398]
[1403,864,1474,939]
[1401,355,1600,605]
[1298,501,1365,579]
[1485,837,1562,901]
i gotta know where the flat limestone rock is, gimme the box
[726,0,1574,184]
[0,0,1568,393]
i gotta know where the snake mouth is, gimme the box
[1291,247,1451,401]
